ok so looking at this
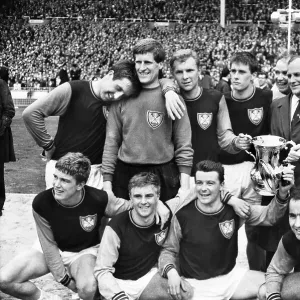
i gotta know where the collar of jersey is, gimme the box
[52,187,85,208]
[231,85,256,102]
[194,198,225,216]
[129,210,156,228]
[183,86,203,102]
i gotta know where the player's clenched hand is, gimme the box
[278,165,295,198]
[228,196,250,219]
[167,269,183,300]
[235,133,251,150]
[156,200,170,230]
[285,144,300,163]
[165,90,186,120]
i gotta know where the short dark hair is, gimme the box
[230,52,258,74]
[258,72,267,79]
[109,59,142,97]
[128,172,161,196]
[220,67,230,79]
[55,152,91,184]
[170,49,200,71]
[290,187,300,202]
[133,38,166,63]
[195,160,224,183]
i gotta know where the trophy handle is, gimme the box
[285,140,296,149]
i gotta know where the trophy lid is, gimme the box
[252,135,286,147]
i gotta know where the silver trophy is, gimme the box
[244,135,295,196]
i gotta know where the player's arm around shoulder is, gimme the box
[94,221,127,300]
[104,190,132,217]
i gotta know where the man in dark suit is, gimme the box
[270,55,300,188]
[257,54,300,270]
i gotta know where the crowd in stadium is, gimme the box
[0,0,299,89]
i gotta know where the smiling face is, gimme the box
[289,199,300,240]
[52,169,83,204]
[274,59,289,94]
[135,52,162,88]
[100,72,134,102]
[195,170,223,210]
[288,58,300,98]
[130,185,159,223]
[172,56,200,98]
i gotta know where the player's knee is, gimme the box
[282,273,300,300]
[77,277,97,300]
[0,268,13,291]
[257,283,266,300]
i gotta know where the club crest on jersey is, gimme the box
[80,214,97,232]
[103,106,110,120]
[155,228,168,245]
[248,107,263,125]
[197,113,212,130]
[147,110,164,129]
[219,219,235,239]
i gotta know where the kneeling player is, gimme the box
[258,188,300,300]
[0,153,169,300]
[94,172,194,300]
[158,160,293,300]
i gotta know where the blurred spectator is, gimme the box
[0,79,15,217]
[56,69,70,86]
[215,67,231,93]
[70,64,81,81]
[257,71,271,90]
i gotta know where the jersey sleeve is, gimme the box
[94,226,128,300]
[216,95,240,154]
[172,98,193,175]
[22,83,71,150]
[159,215,182,278]
[32,209,68,283]
[165,189,197,214]
[244,193,289,226]
[266,238,296,297]
[101,102,123,182]
[104,191,132,217]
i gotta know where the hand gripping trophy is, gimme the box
[243,135,295,196]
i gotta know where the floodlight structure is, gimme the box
[271,0,300,51]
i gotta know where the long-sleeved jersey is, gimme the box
[184,87,239,170]
[266,230,300,297]
[32,186,132,283]
[102,86,193,182]
[94,189,198,300]
[159,193,288,280]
